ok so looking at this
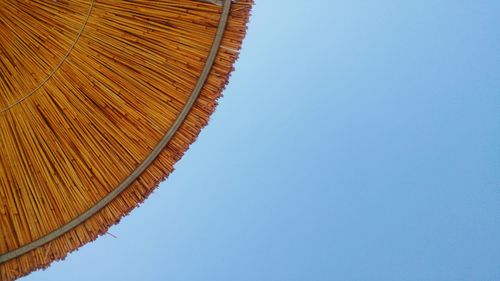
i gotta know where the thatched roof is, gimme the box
[0,0,252,279]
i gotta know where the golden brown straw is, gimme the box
[0,0,253,280]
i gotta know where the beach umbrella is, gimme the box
[0,0,252,279]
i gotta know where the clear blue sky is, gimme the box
[24,1,500,280]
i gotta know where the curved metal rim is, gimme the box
[0,0,232,264]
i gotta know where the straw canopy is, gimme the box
[0,0,252,279]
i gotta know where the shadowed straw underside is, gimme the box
[0,0,253,280]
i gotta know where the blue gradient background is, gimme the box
[24,1,500,280]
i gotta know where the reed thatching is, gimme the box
[0,0,252,279]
